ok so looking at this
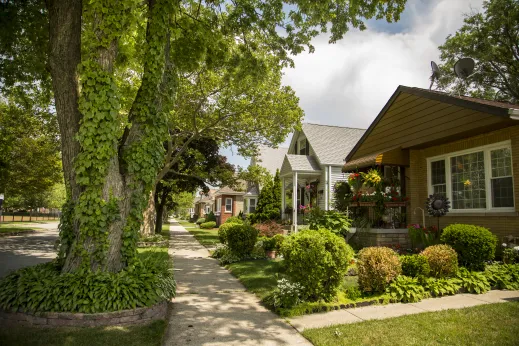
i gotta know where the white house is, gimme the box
[279,123,365,228]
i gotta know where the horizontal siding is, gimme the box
[353,92,514,159]
[330,166,348,209]
[318,170,326,210]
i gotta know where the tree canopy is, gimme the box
[1,0,407,273]
[437,0,518,103]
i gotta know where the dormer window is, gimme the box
[299,139,307,155]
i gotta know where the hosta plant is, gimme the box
[386,275,429,303]
[424,277,461,297]
[456,268,491,294]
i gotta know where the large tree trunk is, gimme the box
[47,0,172,273]
[46,0,82,201]
[141,191,157,237]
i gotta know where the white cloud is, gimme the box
[282,0,484,130]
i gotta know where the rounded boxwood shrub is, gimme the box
[200,221,216,229]
[401,254,430,278]
[357,247,402,293]
[225,216,244,224]
[441,224,497,270]
[421,244,458,278]
[217,222,240,244]
[226,223,259,257]
[280,229,354,302]
[195,218,206,225]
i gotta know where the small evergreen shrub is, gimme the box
[357,247,401,293]
[210,244,242,264]
[272,234,285,251]
[195,218,206,225]
[387,275,429,303]
[281,229,354,301]
[205,211,217,222]
[200,221,216,229]
[441,224,497,270]
[226,224,258,257]
[421,244,458,278]
[225,216,244,224]
[253,220,284,237]
[217,222,239,244]
[400,254,430,278]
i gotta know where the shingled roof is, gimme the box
[280,154,321,175]
[301,123,365,165]
[254,146,287,175]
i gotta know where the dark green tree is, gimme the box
[437,0,519,102]
[250,170,282,223]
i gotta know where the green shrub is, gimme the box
[225,216,244,224]
[400,254,430,278]
[195,218,206,225]
[456,268,491,294]
[503,247,519,264]
[217,222,239,244]
[210,244,242,264]
[206,211,217,222]
[441,224,497,270]
[424,277,461,297]
[484,264,519,290]
[226,224,258,257]
[0,256,175,313]
[421,244,458,278]
[281,229,354,301]
[387,275,429,303]
[308,209,351,237]
[357,247,401,293]
[200,221,216,229]
[272,234,285,251]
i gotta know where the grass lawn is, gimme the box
[0,221,48,234]
[0,320,167,346]
[226,259,385,317]
[178,220,220,247]
[303,301,519,346]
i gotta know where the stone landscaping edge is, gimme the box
[0,230,37,237]
[0,300,168,328]
[137,241,169,247]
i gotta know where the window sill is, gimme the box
[445,211,518,217]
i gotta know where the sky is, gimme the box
[221,0,484,169]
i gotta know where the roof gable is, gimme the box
[346,86,519,162]
[252,146,287,175]
[280,154,321,175]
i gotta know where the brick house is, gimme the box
[214,186,245,226]
[344,85,519,245]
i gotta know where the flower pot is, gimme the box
[265,250,277,259]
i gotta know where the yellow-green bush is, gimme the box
[357,247,401,293]
[421,244,458,278]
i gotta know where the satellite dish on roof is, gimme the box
[454,58,475,79]
[429,61,441,90]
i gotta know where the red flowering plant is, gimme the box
[407,224,441,249]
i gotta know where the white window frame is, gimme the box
[426,140,514,213]
[225,197,233,213]
[299,139,307,155]
[248,198,257,213]
[216,198,221,213]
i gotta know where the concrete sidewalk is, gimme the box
[289,289,519,331]
[163,220,310,346]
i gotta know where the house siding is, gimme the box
[330,166,348,209]
[408,125,519,241]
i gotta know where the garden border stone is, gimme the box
[0,301,168,328]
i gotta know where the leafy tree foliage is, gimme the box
[437,0,519,102]
[1,0,407,273]
[0,97,61,210]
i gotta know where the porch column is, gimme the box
[324,165,329,210]
[281,177,285,219]
[328,165,333,210]
[292,171,298,231]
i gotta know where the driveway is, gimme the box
[0,222,59,277]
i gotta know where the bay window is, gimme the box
[427,141,514,211]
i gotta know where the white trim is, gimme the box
[328,165,332,210]
[248,198,257,213]
[324,165,329,210]
[225,197,233,213]
[216,198,221,213]
[426,140,514,213]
